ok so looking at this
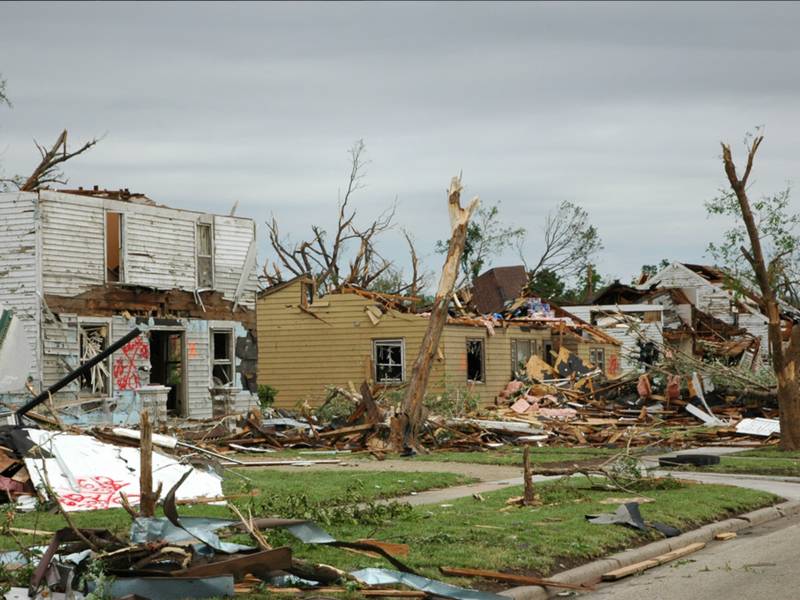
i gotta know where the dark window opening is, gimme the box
[105,212,123,282]
[301,282,314,307]
[374,339,403,383]
[466,339,485,383]
[79,323,111,395]
[543,341,555,366]
[149,330,185,416]
[212,330,234,386]
[197,223,213,288]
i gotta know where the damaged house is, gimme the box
[580,262,800,368]
[257,275,620,407]
[0,188,259,422]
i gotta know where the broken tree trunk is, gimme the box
[394,176,479,451]
[522,445,535,506]
[139,411,156,517]
[721,137,800,450]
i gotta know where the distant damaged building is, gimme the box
[0,188,259,422]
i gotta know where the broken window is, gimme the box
[105,212,124,283]
[79,322,111,396]
[197,223,214,288]
[590,347,606,373]
[511,339,535,375]
[300,281,314,307]
[466,339,485,383]
[374,339,404,383]
[543,341,555,366]
[211,329,234,386]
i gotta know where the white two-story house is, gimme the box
[0,187,259,422]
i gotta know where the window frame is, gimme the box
[590,347,606,373]
[210,328,235,387]
[104,211,125,284]
[77,317,114,398]
[511,338,536,376]
[196,221,215,289]
[466,338,486,384]
[373,338,405,384]
[543,340,555,366]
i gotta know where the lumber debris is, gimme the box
[601,542,706,581]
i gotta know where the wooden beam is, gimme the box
[438,567,594,591]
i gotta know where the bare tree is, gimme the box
[1,129,99,191]
[522,200,603,282]
[0,74,10,108]
[436,201,525,287]
[264,140,425,295]
[720,133,800,450]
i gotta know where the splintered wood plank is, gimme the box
[715,532,737,541]
[601,559,660,581]
[602,543,706,581]
[439,567,595,591]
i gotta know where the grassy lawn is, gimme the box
[0,467,777,594]
[266,477,776,582]
[407,446,619,467]
[0,469,474,550]
[670,448,800,477]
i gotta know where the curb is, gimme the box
[500,499,800,600]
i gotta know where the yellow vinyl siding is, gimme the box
[440,325,551,404]
[257,282,446,407]
[257,281,622,407]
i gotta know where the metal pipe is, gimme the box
[16,327,142,424]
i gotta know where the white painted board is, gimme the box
[23,429,222,512]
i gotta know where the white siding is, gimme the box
[0,192,40,379]
[40,196,105,296]
[213,216,257,308]
[186,320,212,419]
[569,305,664,372]
[125,212,196,289]
[41,313,79,403]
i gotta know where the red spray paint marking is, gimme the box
[113,335,150,391]
[56,476,139,511]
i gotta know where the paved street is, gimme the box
[581,510,800,600]
[578,446,800,600]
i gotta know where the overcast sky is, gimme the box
[2,1,800,288]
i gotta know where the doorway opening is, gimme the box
[149,330,185,416]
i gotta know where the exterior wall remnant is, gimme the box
[0,189,259,421]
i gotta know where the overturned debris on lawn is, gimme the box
[7,473,497,600]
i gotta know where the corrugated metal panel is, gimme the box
[214,216,257,308]
[40,198,105,296]
[125,212,196,289]
[0,192,40,379]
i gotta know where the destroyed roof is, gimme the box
[57,186,158,206]
[682,263,727,283]
[584,280,650,305]
[471,265,528,314]
[257,273,314,298]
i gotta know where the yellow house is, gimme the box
[256,276,621,408]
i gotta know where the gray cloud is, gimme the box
[2,1,799,287]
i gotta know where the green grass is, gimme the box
[735,446,800,459]
[407,446,618,467]
[266,477,776,580]
[671,451,800,477]
[0,469,474,550]
[0,470,776,591]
